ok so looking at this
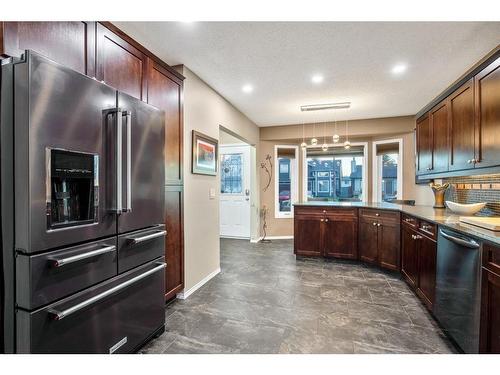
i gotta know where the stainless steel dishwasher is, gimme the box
[435,228,482,353]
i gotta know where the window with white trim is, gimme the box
[275,145,298,218]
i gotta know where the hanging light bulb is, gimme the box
[332,109,340,143]
[311,122,318,145]
[344,119,350,149]
[300,122,307,149]
[321,121,328,151]
[322,143,328,151]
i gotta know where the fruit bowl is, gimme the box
[445,201,486,215]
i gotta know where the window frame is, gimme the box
[372,138,403,202]
[301,142,368,203]
[274,145,299,219]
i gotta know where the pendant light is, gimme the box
[332,109,340,143]
[344,119,351,150]
[300,122,307,149]
[311,122,318,146]
[321,122,328,151]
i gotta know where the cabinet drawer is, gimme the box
[16,237,118,310]
[118,225,166,273]
[483,243,500,275]
[324,208,357,217]
[16,260,166,354]
[418,220,436,239]
[360,208,398,222]
[402,214,418,229]
[294,206,326,217]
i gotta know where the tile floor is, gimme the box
[140,239,457,354]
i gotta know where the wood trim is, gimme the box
[416,44,500,119]
[165,284,183,302]
[165,184,184,301]
[100,22,185,82]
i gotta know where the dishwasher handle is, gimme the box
[439,229,480,249]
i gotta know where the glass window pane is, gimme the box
[306,152,364,202]
[278,158,291,212]
[381,153,398,201]
[220,154,243,194]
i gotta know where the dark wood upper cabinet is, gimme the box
[147,61,184,185]
[449,79,475,171]
[1,21,95,76]
[429,101,449,173]
[96,23,147,101]
[475,56,500,169]
[323,211,358,260]
[416,115,432,175]
[401,225,418,288]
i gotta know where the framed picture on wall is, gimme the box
[192,130,218,175]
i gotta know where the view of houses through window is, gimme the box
[306,146,365,202]
[380,153,398,201]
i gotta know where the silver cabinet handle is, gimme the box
[124,111,132,212]
[49,245,116,267]
[116,109,123,214]
[127,230,167,244]
[48,262,166,320]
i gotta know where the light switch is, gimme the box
[209,188,216,199]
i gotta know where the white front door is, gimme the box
[220,145,251,238]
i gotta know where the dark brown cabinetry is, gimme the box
[0,22,185,301]
[358,209,400,271]
[294,207,357,259]
[480,244,500,353]
[401,215,437,310]
[416,52,500,178]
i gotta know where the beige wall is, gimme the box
[259,116,434,237]
[179,65,260,292]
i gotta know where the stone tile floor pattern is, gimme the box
[140,239,458,354]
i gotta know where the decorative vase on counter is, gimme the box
[429,182,450,209]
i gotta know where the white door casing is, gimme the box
[220,145,251,238]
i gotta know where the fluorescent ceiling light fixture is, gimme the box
[392,63,407,75]
[311,74,324,84]
[242,84,254,93]
[300,102,351,111]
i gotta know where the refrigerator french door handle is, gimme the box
[116,109,123,214]
[123,110,132,212]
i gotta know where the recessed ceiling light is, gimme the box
[392,63,408,75]
[312,75,324,84]
[242,84,254,93]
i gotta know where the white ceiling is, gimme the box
[115,22,500,126]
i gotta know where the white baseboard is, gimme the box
[250,235,293,242]
[176,267,221,300]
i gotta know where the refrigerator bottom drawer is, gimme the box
[16,259,166,354]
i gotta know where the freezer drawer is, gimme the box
[16,259,166,354]
[16,237,118,310]
[118,225,166,273]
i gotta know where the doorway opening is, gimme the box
[219,128,255,240]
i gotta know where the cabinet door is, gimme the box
[480,269,500,353]
[96,23,147,100]
[323,214,358,260]
[449,80,475,171]
[416,114,432,174]
[164,186,184,301]
[475,57,500,168]
[147,61,184,185]
[1,21,95,76]
[429,101,449,173]
[358,217,378,264]
[378,219,400,271]
[294,215,323,257]
[401,226,418,288]
[417,235,437,310]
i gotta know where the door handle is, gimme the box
[48,245,116,267]
[48,262,166,320]
[116,109,123,214]
[127,229,167,244]
[439,229,480,249]
[245,189,250,196]
[123,110,132,212]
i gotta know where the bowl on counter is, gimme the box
[445,201,486,215]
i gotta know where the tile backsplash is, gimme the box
[444,174,500,216]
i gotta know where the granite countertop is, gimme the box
[294,201,500,246]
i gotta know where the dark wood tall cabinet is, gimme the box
[480,244,500,353]
[0,21,185,302]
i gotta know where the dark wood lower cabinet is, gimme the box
[401,225,418,288]
[323,212,358,259]
[416,234,437,309]
[480,268,500,353]
[164,185,184,301]
[294,214,323,257]
[358,217,378,264]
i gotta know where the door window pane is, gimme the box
[381,153,398,201]
[220,154,243,194]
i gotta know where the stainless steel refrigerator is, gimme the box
[1,50,166,353]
